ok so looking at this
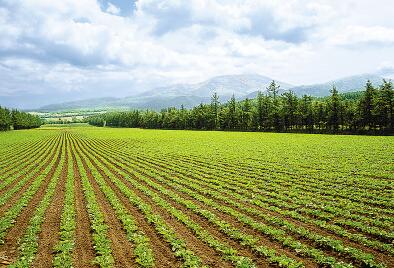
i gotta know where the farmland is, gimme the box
[0,125,393,268]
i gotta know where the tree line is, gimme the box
[0,106,43,131]
[88,80,393,134]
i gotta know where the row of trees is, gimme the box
[88,80,393,134]
[0,106,43,131]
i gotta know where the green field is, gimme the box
[0,124,393,268]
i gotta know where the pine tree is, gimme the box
[373,79,394,131]
[359,80,376,129]
[267,80,280,99]
[255,91,263,130]
[210,92,220,130]
[227,94,237,129]
[313,101,326,131]
[240,98,252,130]
[0,106,12,131]
[327,86,341,132]
[299,95,314,131]
[281,91,297,130]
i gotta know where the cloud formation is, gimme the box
[0,0,393,108]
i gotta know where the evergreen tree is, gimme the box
[0,106,12,131]
[86,80,393,135]
[210,92,220,130]
[239,98,252,130]
[281,91,297,130]
[327,86,341,132]
[359,80,376,129]
[374,79,394,131]
[227,94,237,129]
[267,80,280,99]
[266,81,282,130]
[313,101,326,131]
[298,95,314,131]
[255,91,264,130]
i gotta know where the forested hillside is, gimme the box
[0,106,42,131]
[88,80,394,134]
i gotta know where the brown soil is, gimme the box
[88,143,308,268]
[2,136,58,176]
[86,138,393,268]
[0,136,64,264]
[32,138,69,267]
[0,135,60,215]
[70,144,98,268]
[70,137,182,268]
[75,137,233,268]
[2,131,391,268]
[152,156,394,267]
[0,138,48,171]
[76,149,138,268]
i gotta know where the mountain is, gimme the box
[37,74,292,112]
[143,74,292,97]
[37,97,121,111]
[245,74,386,99]
[289,74,384,97]
[34,73,389,112]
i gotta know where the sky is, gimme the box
[1,0,394,107]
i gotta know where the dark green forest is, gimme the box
[0,107,42,131]
[88,80,393,134]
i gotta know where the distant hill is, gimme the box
[289,74,384,96]
[37,97,121,111]
[245,74,386,99]
[36,73,388,112]
[139,74,293,98]
[37,74,291,112]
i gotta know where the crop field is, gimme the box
[0,125,393,268]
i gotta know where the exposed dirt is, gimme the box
[70,144,98,268]
[0,136,64,264]
[0,136,57,175]
[86,142,306,268]
[32,138,69,268]
[75,147,138,268]
[86,137,394,268]
[0,135,60,215]
[75,137,233,268]
[140,154,394,267]
[1,131,392,268]
[71,137,183,268]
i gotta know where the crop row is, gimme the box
[77,135,360,265]
[69,135,204,267]
[89,136,392,255]
[82,135,391,266]
[142,153,394,235]
[71,138,155,267]
[138,153,393,255]
[0,134,59,194]
[176,154,393,208]
[9,136,66,267]
[0,134,59,182]
[53,138,76,268]
[162,153,393,215]
[0,135,64,244]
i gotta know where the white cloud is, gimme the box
[0,0,394,108]
[330,26,394,46]
[106,2,120,15]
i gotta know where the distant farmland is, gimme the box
[0,125,393,268]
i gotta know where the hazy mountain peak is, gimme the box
[136,73,291,99]
[10,72,388,112]
[289,73,385,97]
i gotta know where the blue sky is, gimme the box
[0,0,394,107]
[98,0,136,16]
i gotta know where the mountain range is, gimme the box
[15,73,391,112]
